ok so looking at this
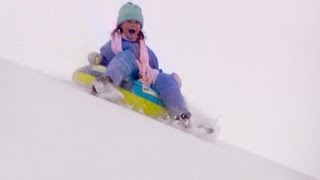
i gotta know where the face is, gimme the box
[120,20,142,41]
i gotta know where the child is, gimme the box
[89,2,191,125]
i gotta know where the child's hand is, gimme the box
[137,61,159,86]
[144,66,159,85]
[87,52,102,65]
[111,32,123,54]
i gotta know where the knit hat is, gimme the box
[117,2,144,28]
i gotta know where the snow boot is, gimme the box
[174,112,192,128]
[92,76,112,94]
[92,76,124,103]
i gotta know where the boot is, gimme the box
[91,76,124,102]
[92,76,112,95]
[174,112,192,128]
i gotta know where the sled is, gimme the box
[72,64,169,119]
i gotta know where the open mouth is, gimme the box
[128,29,136,34]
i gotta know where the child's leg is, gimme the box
[105,51,139,87]
[152,73,190,119]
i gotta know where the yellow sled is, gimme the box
[72,64,169,119]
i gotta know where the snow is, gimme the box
[0,58,315,180]
[1,0,320,179]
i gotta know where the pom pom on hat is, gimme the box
[117,2,144,28]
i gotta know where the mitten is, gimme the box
[144,66,159,85]
[87,52,102,65]
[137,61,159,86]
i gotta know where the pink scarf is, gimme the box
[137,39,159,86]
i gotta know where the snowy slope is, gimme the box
[1,0,320,178]
[0,58,316,180]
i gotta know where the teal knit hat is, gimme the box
[117,2,144,28]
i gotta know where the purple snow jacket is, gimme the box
[99,39,160,72]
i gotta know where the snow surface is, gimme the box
[0,58,315,180]
[1,0,320,179]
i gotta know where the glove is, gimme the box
[87,52,102,65]
[144,66,160,85]
[111,32,123,54]
[137,61,159,86]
